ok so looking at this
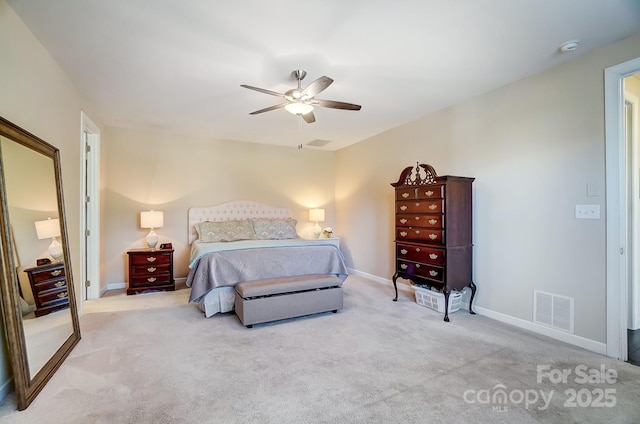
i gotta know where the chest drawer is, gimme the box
[396,185,444,201]
[396,214,443,229]
[396,200,442,214]
[397,259,444,283]
[396,244,445,265]
[29,266,65,283]
[396,228,444,244]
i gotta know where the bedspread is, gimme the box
[186,243,348,303]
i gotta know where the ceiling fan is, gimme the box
[241,70,361,123]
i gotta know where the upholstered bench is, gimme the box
[234,274,344,327]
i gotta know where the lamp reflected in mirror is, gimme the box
[34,217,62,262]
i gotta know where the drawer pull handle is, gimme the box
[147,257,157,263]
[429,234,438,240]
[416,248,421,252]
[147,267,157,273]
[402,192,409,198]
[429,253,439,260]
[147,277,157,283]
[57,292,67,299]
[400,231,407,237]
[400,219,407,224]
[425,190,434,197]
[55,281,65,288]
[400,264,408,270]
[428,219,438,225]
[400,249,408,255]
[51,270,62,277]
[428,204,437,210]
[400,205,407,211]
[428,271,438,277]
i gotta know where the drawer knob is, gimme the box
[429,270,438,277]
[55,281,65,288]
[416,248,421,252]
[415,230,420,234]
[428,219,437,225]
[400,205,407,211]
[416,264,421,268]
[415,202,420,207]
[400,264,408,270]
[425,190,434,197]
[147,257,157,263]
[51,270,62,277]
[402,192,409,198]
[400,231,407,237]
[400,249,408,255]
[428,204,437,210]
[429,253,439,260]
[415,216,420,220]
[147,277,157,283]
[147,267,157,273]
[400,219,407,224]
[57,292,68,299]
[429,234,437,240]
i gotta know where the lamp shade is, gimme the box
[140,210,164,229]
[309,208,325,223]
[34,218,61,239]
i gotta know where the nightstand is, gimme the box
[23,262,69,317]
[126,248,175,295]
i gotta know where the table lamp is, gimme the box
[140,210,164,250]
[309,208,325,238]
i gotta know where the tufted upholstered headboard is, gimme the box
[188,200,292,244]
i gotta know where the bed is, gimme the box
[185,200,348,317]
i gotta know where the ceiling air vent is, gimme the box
[306,139,332,147]
[533,290,574,333]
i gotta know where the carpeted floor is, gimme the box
[1,275,639,423]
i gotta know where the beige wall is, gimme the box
[0,0,99,400]
[102,126,336,287]
[336,32,640,344]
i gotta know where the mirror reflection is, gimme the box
[0,136,73,378]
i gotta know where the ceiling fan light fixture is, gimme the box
[285,102,314,115]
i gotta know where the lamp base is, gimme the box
[48,237,64,262]
[313,222,322,238]
[146,229,159,250]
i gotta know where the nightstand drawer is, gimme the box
[129,274,171,287]
[130,253,171,266]
[29,266,65,283]
[130,263,171,276]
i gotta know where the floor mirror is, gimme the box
[0,116,80,410]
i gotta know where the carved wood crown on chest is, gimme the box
[391,162,437,187]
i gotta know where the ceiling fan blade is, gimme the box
[315,99,362,111]
[249,103,288,115]
[241,84,285,98]
[302,111,316,123]
[301,76,333,98]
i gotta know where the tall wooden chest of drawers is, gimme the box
[127,248,175,295]
[23,262,69,317]
[391,163,476,322]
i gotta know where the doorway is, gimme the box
[625,76,640,365]
[80,111,101,301]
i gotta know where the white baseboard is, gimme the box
[0,377,13,403]
[347,268,607,356]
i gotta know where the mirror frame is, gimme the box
[0,116,80,410]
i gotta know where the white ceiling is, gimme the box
[7,0,640,150]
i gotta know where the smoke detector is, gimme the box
[559,40,579,53]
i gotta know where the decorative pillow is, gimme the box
[251,218,298,240]
[196,220,255,242]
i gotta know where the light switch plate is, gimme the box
[575,204,600,219]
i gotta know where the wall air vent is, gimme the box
[306,139,332,147]
[533,290,574,334]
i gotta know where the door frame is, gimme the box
[80,111,101,301]
[625,89,640,331]
[605,57,640,359]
